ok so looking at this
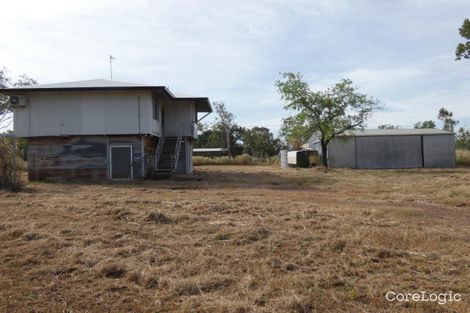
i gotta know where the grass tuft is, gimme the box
[99,263,127,279]
[234,227,272,245]
[147,211,173,224]
[286,295,313,313]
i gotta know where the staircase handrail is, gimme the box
[172,124,184,173]
[155,135,165,170]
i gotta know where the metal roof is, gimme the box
[10,79,148,89]
[172,92,196,98]
[1,79,212,112]
[193,148,228,152]
[308,128,454,145]
[340,129,454,136]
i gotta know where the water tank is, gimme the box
[287,150,319,168]
[280,150,288,168]
[307,150,320,166]
[287,151,298,166]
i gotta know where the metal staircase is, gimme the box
[152,125,183,178]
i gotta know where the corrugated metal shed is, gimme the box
[389,135,422,168]
[423,135,456,167]
[308,129,455,169]
[356,136,390,169]
[328,138,356,168]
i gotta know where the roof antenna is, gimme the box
[109,55,115,80]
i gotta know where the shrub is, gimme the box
[0,138,24,190]
[456,149,470,167]
[193,155,277,166]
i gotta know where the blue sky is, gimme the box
[1,0,469,133]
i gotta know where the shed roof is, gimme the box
[193,148,228,152]
[1,79,212,112]
[308,128,454,146]
[340,129,453,136]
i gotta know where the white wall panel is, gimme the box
[14,91,156,137]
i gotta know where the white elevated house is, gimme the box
[3,79,212,180]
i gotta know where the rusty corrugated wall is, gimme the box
[27,135,150,181]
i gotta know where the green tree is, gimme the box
[0,68,11,89]
[456,18,470,60]
[456,127,470,150]
[242,127,281,159]
[194,122,211,148]
[437,107,458,132]
[0,69,12,131]
[414,120,436,129]
[378,124,398,129]
[195,123,243,156]
[0,69,37,188]
[276,73,380,167]
[212,101,237,157]
[279,115,311,145]
[14,74,38,87]
[1,69,38,132]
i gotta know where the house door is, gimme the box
[110,146,133,179]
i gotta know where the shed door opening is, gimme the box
[110,146,133,179]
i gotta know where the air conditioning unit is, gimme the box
[9,95,28,107]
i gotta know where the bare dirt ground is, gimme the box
[1,165,470,313]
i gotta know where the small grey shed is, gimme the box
[307,129,455,169]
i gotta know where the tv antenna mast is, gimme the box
[109,55,115,80]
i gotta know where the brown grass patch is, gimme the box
[0,165,470,312]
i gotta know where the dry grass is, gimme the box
[1,165,470,312]
[193,154,277,166]
[456,149,470,167]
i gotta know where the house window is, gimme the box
[153,99,160,121]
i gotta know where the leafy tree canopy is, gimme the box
[195,104,281,159]
[14,74,37,87]
[211,101,238,157]
[456,127,470,150]
[437,107,458,132]
[414,120,436,129]
[242,127,281,159]
[456,18,470,60]
[1,68,37,132]
[276,73,381,166]
[378,124,398,129]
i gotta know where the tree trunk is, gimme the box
[321,141,328,168]
[226,128,231,158]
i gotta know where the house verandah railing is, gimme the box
[143,143,185,177]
